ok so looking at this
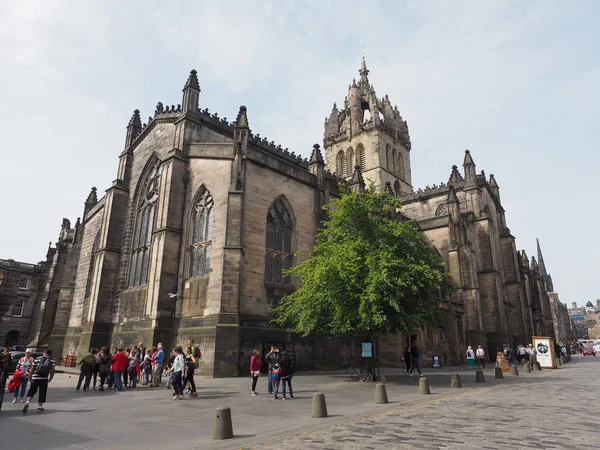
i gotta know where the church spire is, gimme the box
[348,165,365,193]
[124,109,142,149]
[182,69,200,113]
[359,53,369,86]
[463,150,476,183]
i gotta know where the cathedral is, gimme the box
[21,59,555,375]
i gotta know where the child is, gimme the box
[271,362,282,400]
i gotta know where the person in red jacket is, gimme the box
[111,348,128,391]
[250,349,261,396]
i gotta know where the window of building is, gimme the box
[391,148,397,173]
[18,277,29,290]
[356,144,366,169]
[346,147,355,172]
[398,152,405,179]
[394,180,401,197]
[336,150,345,176]
[13,298,24,317]
[129,160,162,288]
[189,187,214,278]
[438,330,446,341]
[265,198,293,285]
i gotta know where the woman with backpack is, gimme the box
[279,352,294,400]
[466,346,476,369]
[184,346,197,398]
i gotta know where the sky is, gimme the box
[0,1,598,307]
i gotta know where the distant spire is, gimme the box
[309,144,324,165]
[359,52,370,87]
[85,187,98,205]
[530,256,539,270]
[537,239,554,292]
[235,105,249,128]
[447,186,458,203]
[463,150,476,183]
[348,165,365,193]
[448,165,464,184]
[124,109,142,148]
[489,173,499,188]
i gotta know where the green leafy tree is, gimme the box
[271,186,452,338]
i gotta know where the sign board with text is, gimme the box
[532,336,556,369]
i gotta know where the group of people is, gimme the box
[465,343,540,371]
[250,346,295,400]
[402,341,422,377]
[72,340,201,400]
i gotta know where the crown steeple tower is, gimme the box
[323,58,412,194]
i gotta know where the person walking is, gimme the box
[12,349,34,403]
[403,345,412,376]
[279,352,295,400]
[466,346,476,369]
[476,345,486,369]
[167,346,186,400]
[528,344,538,371]
[111,348,128,391]
[250,349,261,396]
[74,349,97,392]
[265,346,280,394]
[270,362,282,400]
[137,342,146,384]
[184,347,197,397]
[408,341,421,377]
[127,348,140,389]
[151,344,165,387]
[141,349,152,385]
[22,349,56,414]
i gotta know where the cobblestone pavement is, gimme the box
[250,356,596,450]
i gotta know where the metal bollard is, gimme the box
[494,367,504,379]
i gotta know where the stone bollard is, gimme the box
[375,383,389,404]
[311,393,328,418]
[212,407,234,440]
[536,362,542,371]
[557,358,562,366]
[523,363,531,373]
[418,377,431,394]
[510,365,519,375]
[451,373,462,388]
[494,367,504,379]
[560,356,565,365]
[476,370,486,383]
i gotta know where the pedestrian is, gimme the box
[22,349,56,414]
[164,348,176,389]
[466,346,476,369]
[137,342,146,384]
[271,362,282,400]
[91,348,101,390]
[408,341,421,377]
[528,344,537,371]
[250,349,261,396]
[167,346,186,400]
[122,347,131,387]
[111,347,128,391]
[184,346,197,397]
[403,346,412,376]
[98,346,111,391]
[476,345,485,369]
[127,348,139,389]
[74,348,97,392]
[12,349,34,403]
[141,349,152,385]
[151,343,165,387]
[518,345,527,364]
[265,346,280,394]
[279,352,295,400]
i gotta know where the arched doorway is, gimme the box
[5,330,19,347]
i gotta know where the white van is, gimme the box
[593,340,600,352]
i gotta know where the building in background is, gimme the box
[0,258,47,347]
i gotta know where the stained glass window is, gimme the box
[265,198,293,285]
[189,188,214,278]
[128,161,162,288]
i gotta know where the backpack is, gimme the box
[271,366,281,381]
[35,357,51,377]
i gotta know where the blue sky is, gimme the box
[1,1,598,307]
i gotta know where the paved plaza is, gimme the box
[2,356,596,449]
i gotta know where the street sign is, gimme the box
[432,355,442,369]
[361,342,372,358]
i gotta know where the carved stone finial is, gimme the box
[155,102,164,115]
[310,144,324,165]
[235,106,249,127]
[85,187,98,205]
[183,69,200,91]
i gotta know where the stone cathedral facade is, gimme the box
[24,60,554,375]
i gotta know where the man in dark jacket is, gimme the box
[403,346,412,376]
[408,341,421,377]
[265,346,280,394]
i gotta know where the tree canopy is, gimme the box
[271,186,452,338]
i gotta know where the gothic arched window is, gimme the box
[346,147,355,173]
[394,180,401,197]
[189,187,214,278]
[435,204,449,217]
[398,152,405,179]
[336,150,345,176]
[265,198,293,285]
[356,144,366,169]
[129,161,162,288]
[392,148,397,174]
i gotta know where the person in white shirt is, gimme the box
[476,345,485,369]
[166,346,186,400]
